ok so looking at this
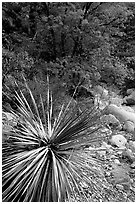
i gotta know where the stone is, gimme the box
[126,88,134,95]
[100,114,122,130]
[97,142,113,156]
[105,171,111,177]
[130,162,135,169]
[129,169,135,174]
[116,184,124,191]
[122,105,135,113]
[122,183,130,191]
[114,159,121,165]
[103,104,135,124]
[109,134,127,148]
[123,120,135,133]
[94,85,108,99]
[128,141,135,153]
[101,141,112,149]
[111,164,130,186]
[122,149,135,163]
[123,89,135,106]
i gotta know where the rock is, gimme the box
[103,104,135,124]
[98,142,113,156]
[123,89,135,106]
[116,184,124,191]
[114,159,121,165]
[127,88,134,95]
[122,105,135,113]
[100,114,122,130]
[122,149,135,163]
[101,141,112,149]
[130,162,135,169]
[105,171,111,177]
[123,121,135,133]
[129,169,135,174]
[94,85,108,99]
[123,98,135,106]
[122,183,130,191]
[128,141,135,153]
[124,97,135,106]
[111,164,130,186]
[109,97,123,106]
[109,134,127,148]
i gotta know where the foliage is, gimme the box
[2,2,135,98]
[2,78,107,202]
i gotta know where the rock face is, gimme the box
[109,134,127,148]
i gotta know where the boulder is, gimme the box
[122,149,135,163]
[122,106,135,113]
[93,85,108,99]
[100,114,122,130]
[123,89,135,106]
[103,104,135,124]
[123,121,135,133]
[110,163,130,186]
[128,141,135,153]
[109,134,127,148]
[127,88,134,95]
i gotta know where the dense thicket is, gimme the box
[2,2,135,104]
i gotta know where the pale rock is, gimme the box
[101,141,112,149]
[122,183,131,191]
[97,141,112,156]
[111,163,130,186]
[127,88,133,95]
[123,89,135,105]
[114,159,121,165]
[94,85,108,99]
[109,134,127,148]
[116,184,124,191]
[123,120,135,133]
[103,104,135,123]
[130,162,135,169]
[128,141,135,153]
[122,149,135,163]
[122,105,135,113]
[100,114,121,130]
[129,169,135,174]
[105,171,111,177]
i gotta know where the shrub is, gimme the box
[3,77,107,202]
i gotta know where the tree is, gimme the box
[2,2,135,98]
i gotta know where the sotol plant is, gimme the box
[3,78,107,202]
